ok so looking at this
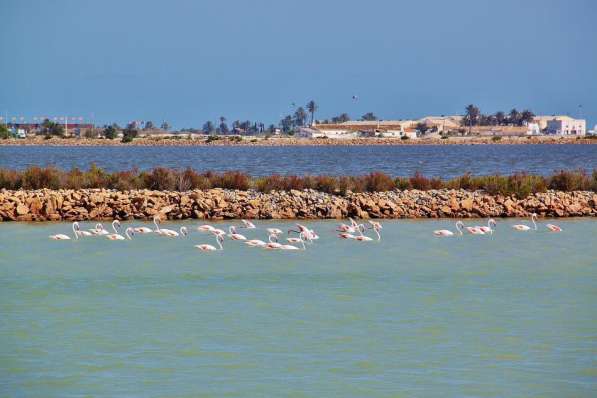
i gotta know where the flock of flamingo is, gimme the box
[48,213,561,250]
[433,213,562,236]
[48,216,382,251]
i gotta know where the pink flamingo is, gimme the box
[546,223,562,232]
[228,226,247,240]
[337,218,359,233]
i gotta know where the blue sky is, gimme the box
[1,0,596,128]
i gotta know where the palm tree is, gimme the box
[509,108,521,126]
[361,112,377,121]
[306,100,318,125]
[520,110,535,125]
[464,104,480,133]
[219,116,229,134]
[495,111,505,126]
[293,107,307,127]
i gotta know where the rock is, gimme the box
[16,204,29,215]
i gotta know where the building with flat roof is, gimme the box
[303,120,415,139]
[545,116,586,135]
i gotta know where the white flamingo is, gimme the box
[240,220,256,229]
[106,227,134,241]
[228,226,247,241]
[475,218,497,234]
[266,227,283,236]
[73,222,93,237]
[461,221,486,235]
[88,223,109,236]
[245,239,267,248]
[285,233,307,250]
[153,216,181,237]
[195,233,224,251]
[131,224,153,234]
[49,222,79,240]
[512,213,538,231]
[434,221,464,237]
[211,228,226,237]
[264,234,283,250]
[197,224,216,233]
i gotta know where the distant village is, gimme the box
[1,104,595,141]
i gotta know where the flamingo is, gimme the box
[512,213,538,231]
[153,216,181,237]
[289,224,318,242]
[211,228,226,237]
[338,232,356,239]
[240,220,256,229]
[285,233,307,250]
[131,225,153,234]
[106,227,134,241]
[461,221,486,235]
[337,218,359,233]
[195,233,224,251]
[353,225,374,241]
[476,218,497,234]
[197,224,216,233]
[266,227,283,236]
[49,222,79,240]
[433,221,464,237]
[228,226,247,241]
[546,223,562,232]
[368,220,383,231]
[88,223,109,236]
[245,239,267,247]
[73,222,93,237]
[264,234,283,250]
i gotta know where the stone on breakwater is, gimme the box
[0,188,595,222]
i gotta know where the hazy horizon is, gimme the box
[1,0,596,128]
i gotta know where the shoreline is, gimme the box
[1,189,595,222]
[1,136,596,147]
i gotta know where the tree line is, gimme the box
[463,104,535,127]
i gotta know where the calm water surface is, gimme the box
[2,144,596,177]
[1,219,595,397]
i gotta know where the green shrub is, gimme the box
[491,136,502,142]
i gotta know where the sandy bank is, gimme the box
[1,136,596,147]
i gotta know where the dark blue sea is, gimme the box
[1,144,595,177]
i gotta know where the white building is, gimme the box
[588,125,597,135]
[303,121,415,139]
[545,116,586,135]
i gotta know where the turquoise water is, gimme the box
[1,219,596,397]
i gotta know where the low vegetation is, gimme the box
[0,167,595,197]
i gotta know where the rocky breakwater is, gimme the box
[0,189,596,222]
